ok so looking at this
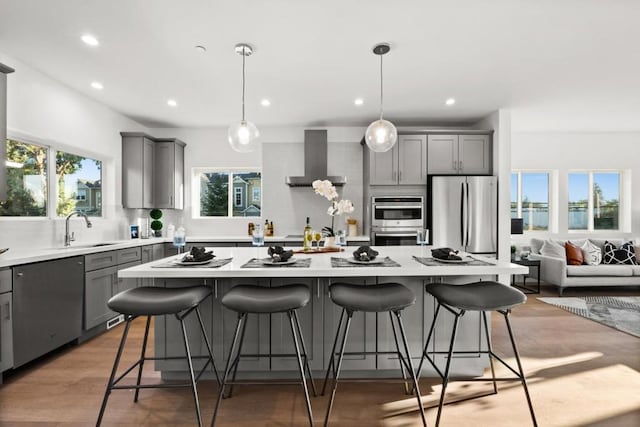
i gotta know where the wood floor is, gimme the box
[1,285,639,426]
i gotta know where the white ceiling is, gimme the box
[0,0,639,132]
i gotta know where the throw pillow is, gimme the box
[540,239,565,259]
[603,241,638,265]
[530,238,545,255]
[581,240,602,265]
[565,241,584,266]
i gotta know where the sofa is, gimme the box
[528,238,640,296]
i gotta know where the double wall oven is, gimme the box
[371,196,425,246]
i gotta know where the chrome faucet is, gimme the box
[65,211,92,247]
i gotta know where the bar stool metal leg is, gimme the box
[133,316,151,403]
[435,310,463,427]
[388,311,410,394]
[482,311,498,395]
[212,312,245,427]
[321,308,345,395]
[292,309,318,397]
[97,316,134,426]
[195,306,221,385]
[226,310,249,398]
[179,315,203,427]
[324,310,353,427]
[288,310,314,426]
[393,311,427,427]
[502,310,538,427]
[416,302,442,381]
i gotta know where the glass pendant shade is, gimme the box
[228,120,260,153]
[365,118,397,152]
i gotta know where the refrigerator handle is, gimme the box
[460,182,465,245]
[465,182,470,247]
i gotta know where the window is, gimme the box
[568,171,620,231]
[56,151,103,217]
[0,139,47,216]
[511,171,549,231]
[234,187,243,207]
[196,169,261,218]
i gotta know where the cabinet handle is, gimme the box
[453,160,457,170]
[459,160,463,171]
[214,280,218,299]
[399,171,402,182]
[16,272,23,277]
[316,279,320,298]
[77,261,83,265]
[3,302,9,320]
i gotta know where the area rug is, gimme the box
[537,296,640,338]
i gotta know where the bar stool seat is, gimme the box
[212,284,316,426]
[425,281,526,312]
[329,282,415,312]
[108,286,212,315]
[97,286,219,427]
[418,281,537,427]
[323,282,426,426]
[221,283,310,313]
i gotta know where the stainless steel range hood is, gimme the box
[285,129,346,187]
[0,63,15,202]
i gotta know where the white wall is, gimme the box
[149,126,365,238]
[511,131,640,246]
[0,51,147,250]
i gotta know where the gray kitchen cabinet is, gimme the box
[141,244,165,287]
[154,278,214,371]
[117,260,141,294]
[323,277,377,370]
[428,134,491,175]
[116,246,141,264]
[84,266,118,330]
[270,278,324,371]
[84,250,118,272]
[12,257,84,368]
[121,133,155,209]
[369,135,427,185]
[0,268,12,378]
[154,139,185,209]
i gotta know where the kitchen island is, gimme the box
[118,246,527,380]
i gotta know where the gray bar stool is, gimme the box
[417,281,537,427]
[97,286,220,427]
[212,284,316,426]
[322,282,427,427]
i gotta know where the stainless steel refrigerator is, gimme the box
[430,176,497,254]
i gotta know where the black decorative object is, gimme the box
[267,245,294,262]
[352,245,379,261]
[431,247,462,261]
[511,218,524,235]
[181,246,214,263]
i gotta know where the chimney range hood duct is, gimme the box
[285,130,346,187]
[0,63,15,202]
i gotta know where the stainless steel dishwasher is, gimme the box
[12,256,84,367]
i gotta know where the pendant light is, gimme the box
[228,43,260,152]
[365,43,397,153]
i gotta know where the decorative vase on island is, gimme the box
[324,236,336,248]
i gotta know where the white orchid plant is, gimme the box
[312,179,355,237]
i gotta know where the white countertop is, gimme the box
[0,235,371,268]
[118,246,528,278]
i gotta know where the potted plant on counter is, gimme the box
[312,179,354,247]
[150,209,163,237]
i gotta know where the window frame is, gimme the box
[192,167,262,219]
[567,169,622,233]
[1,131,106,220]
[510,170,554,233]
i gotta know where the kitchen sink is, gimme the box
[55,242,119,249]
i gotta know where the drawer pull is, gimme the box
[16,272,24,277]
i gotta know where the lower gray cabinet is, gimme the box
[323,277,377,371]
[141,244,165,287]
[270,278,324,371]
[0,291,12,376]
[117,260,141,294]
[85,266,118,330]
[12,257,84,368]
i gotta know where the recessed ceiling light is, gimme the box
[195,45,207,52]
[90,81,103,90]
[167,99,177,107]
[81,34,99,46]
[261,99,271,107]
[445,98,456,106]
[354,98,364,106]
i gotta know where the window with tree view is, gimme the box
[569,171,619,231]
[0,139,47,216]
[198,170,261,217]
[511,171,549,231]
[56,151,102,217]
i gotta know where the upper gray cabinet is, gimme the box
[121,133,186,209]
[154,139,185,210]
[427,134,491,175]
[369,134,427,185]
